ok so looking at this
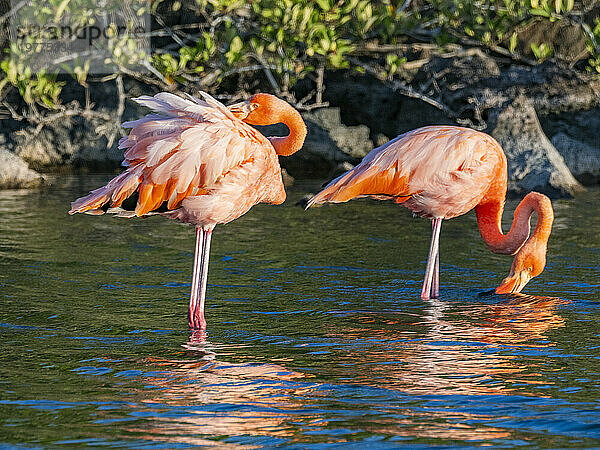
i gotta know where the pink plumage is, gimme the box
[308,125,554,300]
[70,92,286,225]
[308,126,505,218]
[70,91,307,330]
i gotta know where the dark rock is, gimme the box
[536,105,600,185]
[296,193,314,209]
[324,53,600,147]
[551,133,600,185]
[416,53,600,120]
[323,73,453,139]
[258,107,373,178]
[330,161,355,178]
[374,133,390,147]
[414,48,501,88]
[486,95,584,198]
[499,63,600,114]
[4,79,151,172]
[281,168,294,187]
[321,54,599,148]
[13,118,125,171]
[0,149,45,189]
[539,106,600,150]
[305,108,372,159]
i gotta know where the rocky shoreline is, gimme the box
[1,54,599,197]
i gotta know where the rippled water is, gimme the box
[1,174,599,447]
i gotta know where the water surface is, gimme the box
[1,175,599,447]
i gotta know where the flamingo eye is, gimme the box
[251,102,259,110]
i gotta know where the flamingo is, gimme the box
[307,125,554,299]
[69,91,307,329]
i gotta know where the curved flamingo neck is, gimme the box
[267,106,307,156]
[475,192,554,256]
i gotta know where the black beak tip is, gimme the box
[478,288,497,297]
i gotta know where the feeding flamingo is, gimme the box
[69,92,307,329]
[307,125,554,299]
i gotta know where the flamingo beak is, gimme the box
[228,100,255,119]
[495,270,532,295]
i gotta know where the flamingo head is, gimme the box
[228,93,285,125]
[495,242,547,294]
[229,93,306,156]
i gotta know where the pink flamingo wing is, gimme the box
[308,126,502,215]
[69,92,271,217]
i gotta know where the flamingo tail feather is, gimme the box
[306,165,411,208]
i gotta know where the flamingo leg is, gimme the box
[188,226,213,330]
[431,243,440,299]
[431,217,440,299]
[421,218,443,300]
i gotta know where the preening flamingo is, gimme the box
[307,126,554,299]
[69,92,307,329]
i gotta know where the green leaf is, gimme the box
[41,96,54,108]
[530,8,551,17]
[565,0,574,11]
[509,32,518,53]
[230,36,243,53]
[315,0,330,11]
[531,42,552,61]
[54,0,70,21]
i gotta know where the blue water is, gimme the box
[0,175,599,447]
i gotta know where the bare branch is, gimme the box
[316,65,325,105]
[250,53,281,94]
[0,0,27,25]
[347,56,459,118]
[118,64,173,91]
[296,101,329,111]
[354,42,450,54]
[220,64,280,79]
[153,13,188,48]
[399,0,412,12]
[1,100,25,121]
[96,73,126,148]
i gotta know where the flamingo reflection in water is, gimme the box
[118,296,567,445]
[326,294,568,392]
[316,294,568,441]
[124,331,318,445]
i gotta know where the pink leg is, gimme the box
[421,218,442,300]
[431,217,440,299]
[188,226,213,330]
[431,243,440,299]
